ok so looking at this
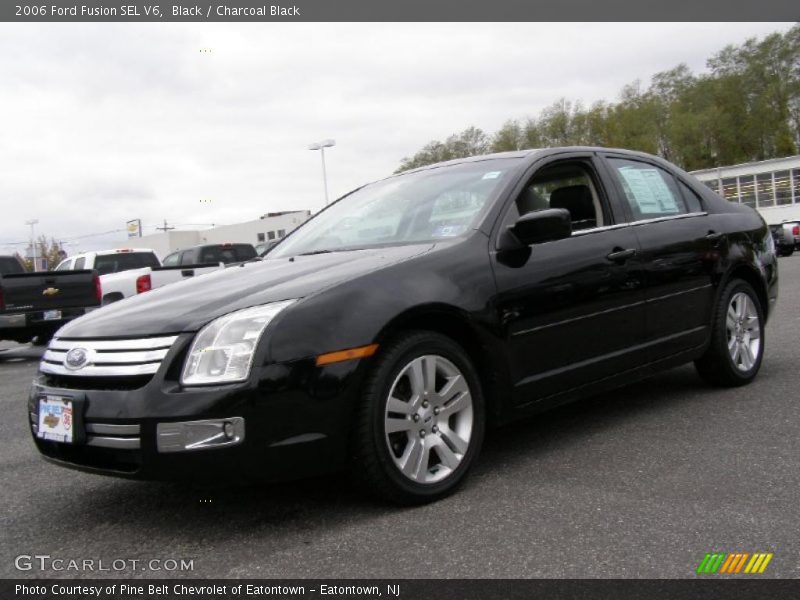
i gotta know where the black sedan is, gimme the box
[29,148,778,504]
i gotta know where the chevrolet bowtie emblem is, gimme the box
[42,287,60,296]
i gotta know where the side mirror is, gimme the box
[499,208,572,250]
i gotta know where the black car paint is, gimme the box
[30,147,778,482]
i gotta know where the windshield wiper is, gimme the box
[297,249,335,256]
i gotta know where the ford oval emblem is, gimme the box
[64,347,90,371]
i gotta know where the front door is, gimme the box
[491,155,647,406]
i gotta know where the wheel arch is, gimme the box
[719,262,770,320]
[101,292,125,306]
[373,304,509,426]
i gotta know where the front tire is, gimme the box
[695,279,764,387]
[352,331,485,504]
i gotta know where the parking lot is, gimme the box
[1,258,799,579]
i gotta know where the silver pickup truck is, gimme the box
[769,222,799,257]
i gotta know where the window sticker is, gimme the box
[432,224,467,237]
[482,171,502,180]
[617,166,679,214]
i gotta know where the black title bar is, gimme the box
[2,0,799,22]
[5,579,800,600]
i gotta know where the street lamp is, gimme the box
[308,139,335,205]
[25,219,38,271]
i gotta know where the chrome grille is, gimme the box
[40,336,178,377]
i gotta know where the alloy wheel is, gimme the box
[383,354,474,484]
[726,291,761,372]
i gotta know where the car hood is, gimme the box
[57,244,434,338]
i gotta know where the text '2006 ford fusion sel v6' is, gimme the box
[29,147,778,504]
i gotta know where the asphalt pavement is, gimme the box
[1,258,799,579]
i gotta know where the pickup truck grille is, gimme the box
[40,336,178,378]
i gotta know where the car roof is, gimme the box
[71,248,156,257]
[392,146,667,176]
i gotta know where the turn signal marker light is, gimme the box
[316,344,379,366]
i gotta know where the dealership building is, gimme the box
[118,210,311,258]
[691,154,800,224]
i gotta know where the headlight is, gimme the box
[181,300,296,386]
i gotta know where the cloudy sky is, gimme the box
[0,22,792,255]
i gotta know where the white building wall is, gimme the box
[691,155,800,224]
[117,211,311,259]
[199,211,310,246]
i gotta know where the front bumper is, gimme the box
[28,333,364,483]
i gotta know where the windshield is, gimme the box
[270,158,518,258]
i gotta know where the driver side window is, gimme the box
[504,160,606,233]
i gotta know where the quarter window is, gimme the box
[608,158,692,220]
[74,257,86,270]
[677,181,704,213]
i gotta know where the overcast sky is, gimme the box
[0,22,792,255]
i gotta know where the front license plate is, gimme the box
[37,396,74,443]
[43,310,62,321]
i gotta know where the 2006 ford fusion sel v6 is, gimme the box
[29,148,778,503]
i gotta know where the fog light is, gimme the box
[156,417,245,453]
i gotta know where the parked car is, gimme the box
[55,248,161,275]
[56,248,226,305]
[769,223,795,256]
[29,148,777,504]
[162,243,257,266]
[782,220,800,250]
[1,256,100,344]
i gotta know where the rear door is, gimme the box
[491,152,647,405]
[600,153,720,360]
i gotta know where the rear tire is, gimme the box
[695,279,764,387]
[351,331,485,505]
[779,247,794,257]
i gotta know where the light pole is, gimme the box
[26,219,38,271]
[308,139,335,205]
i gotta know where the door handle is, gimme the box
[606,248,637,262]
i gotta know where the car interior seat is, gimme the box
[549,185,597,230]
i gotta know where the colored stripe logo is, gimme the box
[696,552,773,574]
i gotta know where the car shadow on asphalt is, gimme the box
[0,345,45,363]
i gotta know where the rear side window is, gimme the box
[607,158,695,220]
[235,245,257,261]
[198,245,255,264]
[74,257,86,270]
[94,252,160,275]
[0,256,25,275]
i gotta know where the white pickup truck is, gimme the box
[55,249,224,305]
